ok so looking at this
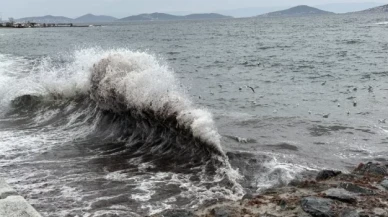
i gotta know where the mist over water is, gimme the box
[1,13,388,216]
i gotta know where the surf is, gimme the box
[0,48,243,197]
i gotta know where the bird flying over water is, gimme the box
[247,86,255,93]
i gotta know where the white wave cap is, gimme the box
[89,50,224,155]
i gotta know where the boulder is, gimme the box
[300,196,335,217]
[373,208,387,216]
[0,195,42,217]
[338,182,374,195]
[316,170,342,181]
[340,209,359,217]
[322,188,357,203]
[211,206,239,217]
[155,209,197,217]
[353,162,387,176]
[380,179,388,190]
[0,179,17,199]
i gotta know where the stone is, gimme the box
[322,188,357,203]
[0,195,42,217]
[380,179,388,190]
[316,170,342,181]
[340,209,359,217]
[353,162,388,176]
[156,209,197,217]
[373,208,387,216]
[242,193,254,200]
[300,196,335,217]
[338,182,374,195]
[0,179,18,199]
[211,206,238,217]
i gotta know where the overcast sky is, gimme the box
[1,0,387,18]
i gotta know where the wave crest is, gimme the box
[89,52,224,156]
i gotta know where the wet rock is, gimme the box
[338,182,374,195]
[316,170,342,181]
[211,206,238,217]
[0,195,42,217]
[300,196,335,217]
[353,162,388,176]
[0,179,17,199]
[322,188,357,203]
[373,208,387,216]
[340,209,359,217]
[380,179,388,190]
[157,209,197,217]
[242,193,254,200]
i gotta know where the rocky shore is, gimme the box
[152,162,388,217]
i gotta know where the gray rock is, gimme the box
[340,209,359,217]
[316,170,342,181]
[338,182,374,195]
[380,179,388,190]
[156,209,197,217]
[0,179,18,199]
[0,195,42,217]
[242,193,254,200]
[322,188,357,203]
[300,196,335,217]
[373,208,387,216]
[353,162,387,176]
[211,206,237,217]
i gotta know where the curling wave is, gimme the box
[1,48,243,196]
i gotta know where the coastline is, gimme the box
[152,162,388,217]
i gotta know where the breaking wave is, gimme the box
[0,48,243,202]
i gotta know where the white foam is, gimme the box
[376,21,388,25]
[0,49,225,156]
[90,51,224,155]
[254,156,316,191]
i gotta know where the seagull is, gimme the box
[337,103,341,107]
[308,110,312,115]
[321,81,326,86]
[218,84,223,88]
[353,101,357,107]
[379,119,386,124]
[247,86,255,93]
[323,113,330,118]
[239,87,242,91]
[368,86,373,93]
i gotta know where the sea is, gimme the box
[0,13,388,217]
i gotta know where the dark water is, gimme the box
[1,14,388,216]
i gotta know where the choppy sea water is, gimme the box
[1,14,388,216]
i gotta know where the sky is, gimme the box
[0,0,387,19]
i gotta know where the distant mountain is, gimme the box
[74,14,117,23]
[215,6,288,18]
[119,13,180,21]
[356,4,388,13]
[119,13,232,21]
[184,13,232,20]
[260,5,334,17]
[315,2,385,13]
[16,15,73,23]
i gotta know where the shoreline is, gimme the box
[152,162,388,217]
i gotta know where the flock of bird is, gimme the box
[211,80,384,123]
